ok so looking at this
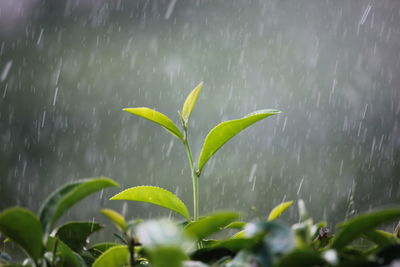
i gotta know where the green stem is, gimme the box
[183,126,199,221]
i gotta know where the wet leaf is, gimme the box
[100,209,127,231]
[267,201,293,221]
[39,177,118,234]
[111,186,190,220]
[184,212,240,240]
[0,208,43,262]
[332,208,400,250]
[198,109,281,173]
[181,82,203,124]
[55,221,103,252]
[92,245,129,267]
[123,107,183,140]
[46,236,85,267]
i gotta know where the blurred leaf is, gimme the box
[136,219,193,250]
[181,82,203,124]
[46,236,85,267]
[363,230,397,247]
[267,201,293,221]
[224,221,246,230]
[197,109,280,173]
[227,249,272,267]
[332,208,400,250]
[55,221,103,252]
[136,220,191,267]
[110,186,190,220]
[376,244,400,265]
[39,177,119,234]
[100,209,127,232]
[211,238,255,252]
[123,107,183,140]
[147,247,189,267]
[184,212,239,240]
[88,242,120,256]
[276,249,326,267]
[0,207,43,262]
[92,245,129,267]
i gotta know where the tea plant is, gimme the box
[110,82,281,221]
[2,82,400,267]
[0,177,119,266]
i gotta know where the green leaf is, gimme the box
[136,220,191,267]
[100,209,127,231]
[110,186,190,220]
[276,249,326,267]
[331,208,400,250]
[181,82,203,124]
[184,212,240,240]
[55,222,103,252]
[92,245,129,267]
[267,201,294,221]
[0,208,43,262]
[88,242,120,256]
[363,230,397,247]
[224,221,246,230]
[198,109,281,173]
[39,177,119,234]
[46,236,85,267]
[123,107,183,140]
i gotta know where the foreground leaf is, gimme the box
[110,186,190,220]
[0,208,43,262]
[100,209,127,231]
[198,109,281,173]
[332,208,400,250]
[363,230,397,247]
[92,245,129,267]
[123,107,183,140]
[268,201,294,221]
[276,249,326,267]
[181,82,203,124]
[39,177,119,234]
[184,212,240,240]
[55,222,103,252]
[46,237,85,267]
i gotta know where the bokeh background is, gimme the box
[1,0,400,245]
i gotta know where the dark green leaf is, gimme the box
[198,109,280,173]
[331,208,400,250]
[276,249,326,267]
[39,177,119,234]
[123,107,183,140]
[0,208,43,262]
[184,212,240,240]
[46,236,85,267]
[110,186,190,220]
[55,222,103,252]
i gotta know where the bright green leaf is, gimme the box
[181,82,203,124]
[267,201,294,221]
[0,208,43,262]
[331,208,400,250]
[88,242,120,256]
[123,107,183,140]
[92,245,129,267]
[110,186,190,220]
[39,177,119,234]
[224,221,246,230]
[198,109,281,173]
[100,209,127,231]
[146,247,188,267]
[184,212,239,240]
[55,222,103,252]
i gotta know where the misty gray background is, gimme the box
[1,0,400,233]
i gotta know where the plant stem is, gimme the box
[183,126,199,221]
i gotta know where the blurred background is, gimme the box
[1,0,400,244]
